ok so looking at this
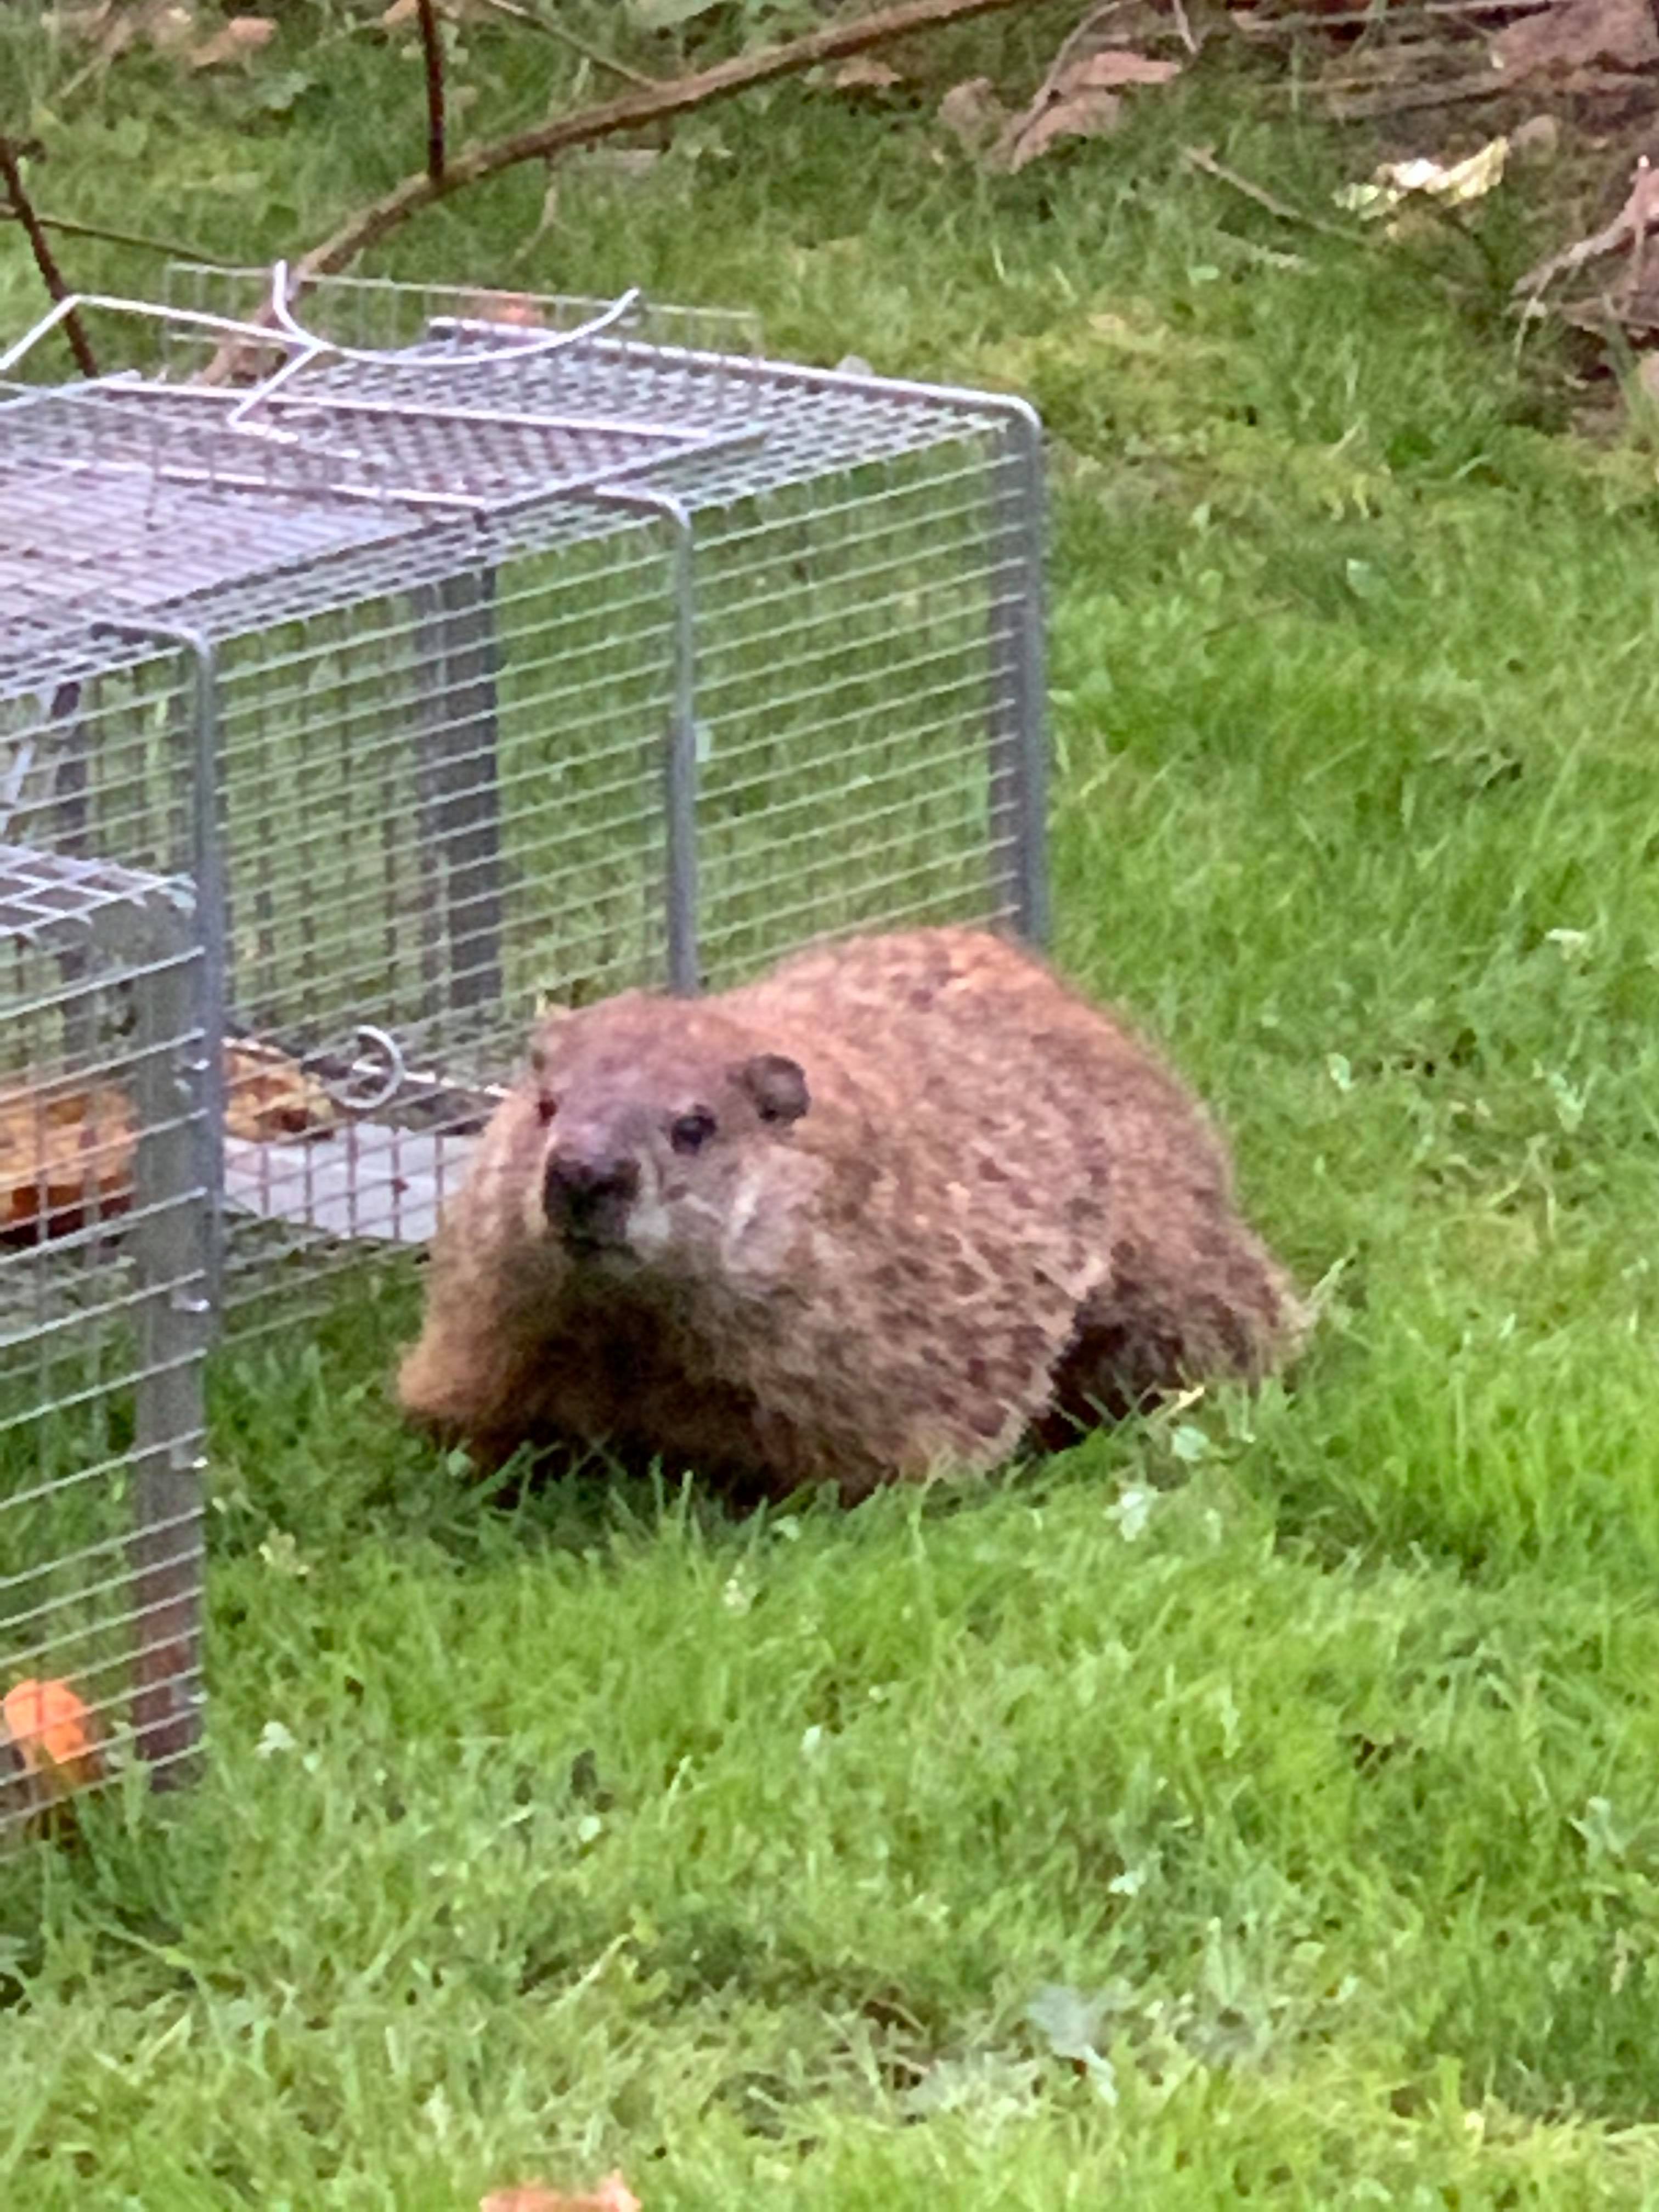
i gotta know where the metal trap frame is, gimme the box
[0,845,211,1838]
[0,263,1048,1821]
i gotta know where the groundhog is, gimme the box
[397,927,1301,1502]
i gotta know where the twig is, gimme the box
[1182,144,1368,247]
[1233,0,1553,30]
[1169,0,1199,53]
[197,0,1031,381]
[1324,65,1644,119]
[416,0,447,184]
[0,201,232,266]
[0,136,98,377]
[1029,0,1138,104]
[468,0,658,88]
[1513,156,1659,307]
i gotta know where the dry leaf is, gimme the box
[1514,154,1659,298]
[996,52,1182,172]
[833,55,901,89]
[187,13,275,67]
[1055,52,1183,91]
[1491,0,1658,79]
[1003,88,1122,170]
[938,76,1010,159]
[1335,136,1510,222]
[480,2177,641,2212]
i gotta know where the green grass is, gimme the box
[10,10,1659,2203]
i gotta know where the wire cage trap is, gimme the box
[0,264,1049,1824]
[0,847,211,1838]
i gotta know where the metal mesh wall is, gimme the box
[204,519,684,1284]
[691,438,1026,984]
[0,272,1046,1310]
[0,849,210,1839]
[0,271,1049,1824]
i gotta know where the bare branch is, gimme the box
[1183,144,1367,247]
[0,201,229,266]
[296,0,1029,285]
[0,137,99,377]
[1233,0,1553,30]
[1321,65,1642,121]
[417,0,447,184]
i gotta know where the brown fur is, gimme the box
[398,927,1301,1501]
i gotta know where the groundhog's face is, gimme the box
[518,1003,811,1285]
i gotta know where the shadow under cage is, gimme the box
[0,270,1048,1822]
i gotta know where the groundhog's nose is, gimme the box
[543,1150,640,1245]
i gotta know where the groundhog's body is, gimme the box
[398,928,1300,1500]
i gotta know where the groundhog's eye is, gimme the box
[670,1107,718,1155]
[535,1092,558,1126]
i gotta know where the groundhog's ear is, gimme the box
[737,1052,810,1126]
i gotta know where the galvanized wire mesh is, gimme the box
[0,271,1047,1330]
[0,847,210,1839]
[0,270,1046,1820]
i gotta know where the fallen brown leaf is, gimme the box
[1514,153,1659,298]
[480,2177,641,2212]
[1052,50,1183,90]
[1003,85,1123,168]
[938,75,1010,158]
[1491,0,1658,80]
[995,50,1182,172]
[834,54,902,88]
[187,13,275,67]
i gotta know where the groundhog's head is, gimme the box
[516,996,812,1286]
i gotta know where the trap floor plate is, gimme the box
[222,1124,479,1246]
